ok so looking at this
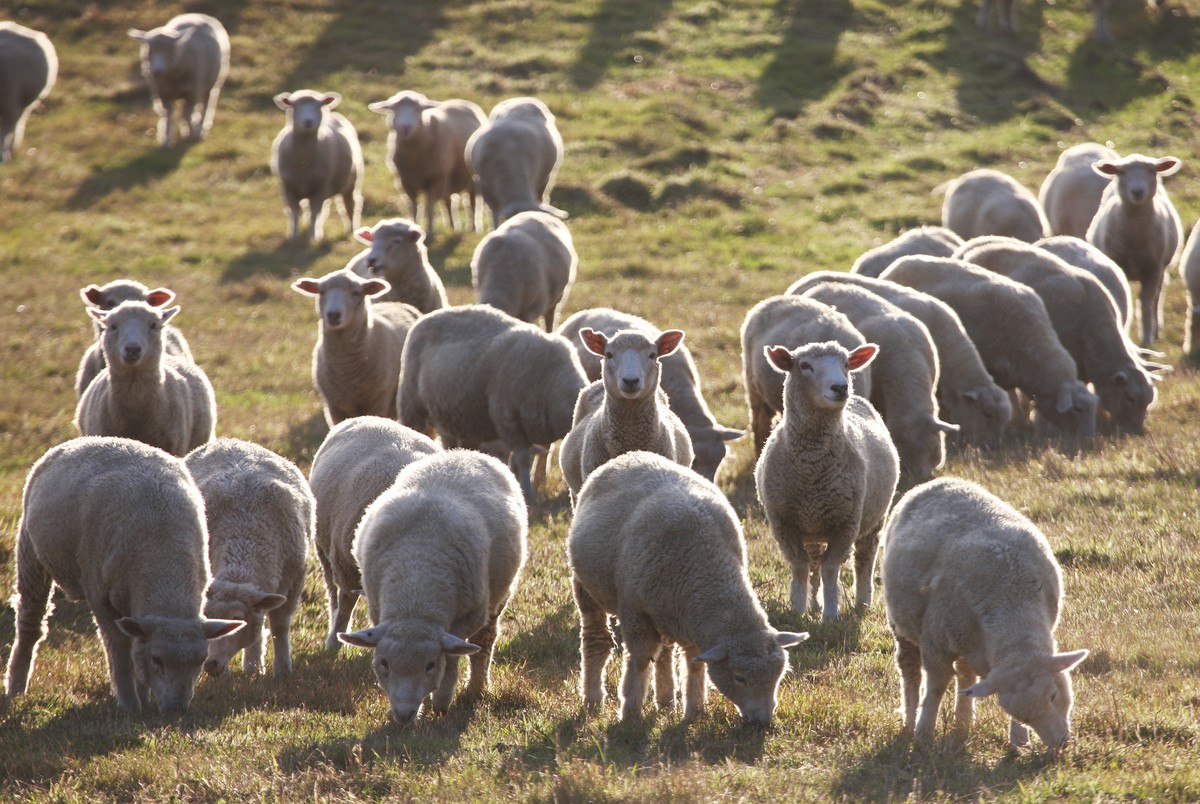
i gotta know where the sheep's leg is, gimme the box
[853,525,882,613]
[154,96,174,147]
[242,621,264,674]
[268,605,293,676]
[316,548,341,652]
[1140,277,1163,347]
[432,655,460,714]
[999,0,1017,31]
[894,636,921,733]
[914,647,953,744]
[329,588,360,651]
[654,643,676,711]
[340,186,361,234]
[198,86,220,140]
[618,613,659,722]
[5,539,54,696]
[509,446,536,506]
[749,395,775,457]
[311,198,331,243]
[788,560,812,615]
[407,192,421,227]
[94,609,142,714]
[682,645,708,718]
[1091,0,1114,43]
[425,192,437,239]
[282,191,303,241]
[820,536,855,623]
[1009,718,1031,747]
[442,194,456,235]
[575,580,613,711]
[469,188,482,233]
[953,658,976,738]
[464,613,499,700]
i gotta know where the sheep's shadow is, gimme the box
[426,234,473,288]
[498,600,578,680]
[282,410,330,466]
[221,240,337,284]
[1061,28,1182,115]
[757,0,855,118]
[65,147,188,211]
[0,697,146,785]
[568,0,676,89]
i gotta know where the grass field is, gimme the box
[3,0,1200,799]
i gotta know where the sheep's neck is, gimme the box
[102,358,168,415]
[781,400,845,450]
[974,605,1059,680]
[600,391,663,448]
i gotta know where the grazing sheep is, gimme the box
[1179,219,1200,359]
[465,96,566,226]
[559,328,693,503]
[127,14,229,147]
[850,226,964,278]
[397,305,587,504]
[1038,143,1118,239]
[882,477,1089,749]
[755,341,899,622]
[339,450,527,724]
[185,439,312,678]
[1036,235,1133,332]
[740,295,872,456]
[367,90,486,238]
[270,90,364,242]
[291,269,420,427]
[0,22,57,163]
[349,218,448,313]
[75,301,216,457]
[879,256,1099,443]
[557,308,744,481]
[568,451,809,724]
[472,210,577,331]
[942,168,1049,243]
[1086,152,1183,347]
[5,437,243,713]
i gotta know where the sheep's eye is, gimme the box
[734,674,748,685]
[604,352,613,360]
[1050,691,1058,703]
[981,410,992,419]
[149,323,159,331]
[648,353,656,360]
[798,362,812,371]
[425,661,436,673]
[151,656,165,671]
[379,659,389,672]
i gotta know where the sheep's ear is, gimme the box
[363,279,391,298]
[1112,369,1128,387]
[322,93,342,108]
[251,593,289,613]
[580,328,608,356]
[159,305,180,324]
[961,675,1002,698]
[127,29,148,41]
[716,426,746,441]
[116,616,153,639]
[366,100,391,113]
[691,646,728,665]
[291,278,320,296]
[440,632,482,656]
[656,329,685,357]
[934,418,960,434]
[848,344,879,371]
[202,619,246,640]
[81,285,105,306]
[1041,649,1089,674]
[88,307,111,325]
[1055,386,1074,415]
[540,203,569,219]
[338,628,381,649]
[1155,157,1182,176]
[145,288,175,307]
[765,345,793,373]
[959,389,981,403]
[775,631,810,648]
[1092,160,1120,177]
[354,226,374,243]
[274,93,293,109]
[406,227,424,243]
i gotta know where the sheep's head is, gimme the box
[961,649,1088,750]
[766,341,877,413]
[90,300,177,369]
[1097,364,1156,436]
[80,280,173,311]
[201,582,288,676]
[583,327,684,402]
[354,218,427,276]
[1092,154,1181,207]
[128,26,185,78]
[894,413,959,485]
[692,630,808,726]
[116,615,244,714]
[275,90,340,132]
[688,423,746,483]
[291,270,391,332]
[368,90,436,140]
[1032,380,1098,443]
[948,385,1012,449]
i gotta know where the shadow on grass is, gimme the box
[0,697,147,783]
[498,600,577,680]
[283,410,330,466]
[221,239,336,284]
[65,147,188,210]
[756,0,854,118]
[568,0,676,89]
[427,233,472,288]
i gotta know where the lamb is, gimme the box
[755,340,899,622]
[1036,235,1133,332]
[397,304,588,504]
[568,450,809,724]
[740,295,872,456]
[1086,152,1183,347]
[1179,219,1200,359]
[786,271,1011,450]
[75,280,194,399]
[348,218,448,313]
[339,449,527,724]
[291,269,420,427]
[0,22,57,163]
[850,226,964,278]
[367,90,486,238]
[465,96,566,226]
[881,477,1089,749]
[185,438,313,677]
[75,301,216,457]
[471,210,577,331]
[308,416,440,651]
[270,90,364,242]
[1038,143,1118,239]
[559,328,694,503]
[942,168,1049,243]
[5,437,243,713]
[879,256,1099,443]
[557,308,744,481]
[127,14,229,147]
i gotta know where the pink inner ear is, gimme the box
[1094,161,1119,176]
[766,346,793,371]
[322,95,338,106]
[146,289,174,307]
[848,345,877,370]
[355,228,374,242]
[657,329,685,356]
[407,230,422,242]
[293,279,320,295]
[581,329,608,356]
[82,287,105,306]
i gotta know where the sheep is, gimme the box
[957,237,1158,435]
[75,301,216,457]
[472,210,577,331]
[1036,235,1133,332]
[559,328,694,503]
[881,477,1089,749]
[557,308,744,481]
[367,91,486,238]
[568,450,809,724]
[75,280,194,399]
[339,449,527,724]
[397,304,587,504]
[308,416,440,652]
[976,0,1017,31]
[740,295,872,456]
[1038,143,1118,239]
[270,90,364,242]
[1086,152,1184,347]
[1091,0,1166,44]
[291,269,420,427]
[850,226,964,278]
[755,340,899,622]
[0,22,57,163]
[5,437,244,713]
[127,14,229,147]
[879,256,1099,443]
[1179,219,1200,359]
[349,218,448,313]
[465,96,566,226]
[185,438,313,678]
[786,271,1012,450]
[942,168,1049,244]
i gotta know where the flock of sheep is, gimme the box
[5,8,1198,753]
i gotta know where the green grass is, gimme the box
[3,0,1200,799]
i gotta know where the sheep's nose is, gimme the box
[122,345,143,363]
[620,377,641,394]
[830,383,849,399]
[325,312,342,327]
[1130,187,1146,202]
[367,257,379,269]
[392,706,419,725]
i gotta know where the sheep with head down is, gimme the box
[0,21,57,163]
[465,96,566,226]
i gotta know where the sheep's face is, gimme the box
[130,29,184,78]
[1033,381,1098,442]
[963,649,1087,750]
[694,631,807,726]
[359,220,425,275]
[768,341,877,414]
[894,419,948,485]
[275,91,341,133]
[1097,368,1155,436]
[93,301,176,369]
[390,95,427,140]
[1093,154,1181,208]
[947,385,1012,449]
[201,585,286,676]
[291,271,390,332]
[688,424,745,483]
[117,615,244,714]
[584,328,684,402]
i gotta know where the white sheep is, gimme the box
[942,168,1049,244]
[397,304,588,504]
[308,416,441,652]
[1086,152,1183,347]
[882,477,1089,749]
[465,96,566,226]
[1038,143,1118,239]
[349,218,448,313]
[291,269,420,427]
[5,437,243,713]
[185,438,313,678]
[472,210,577,331]
[850,226,964,278]
[1179,219,1200,359]
[0,22,57,163]
[1036,235,1133,332]
[127,14,229,147]
[339,449,527,724]
[557,308,744,481]
[367,90,486,238]
[568,450,809,724]
[75,301,216,457]
[270,90,364,242]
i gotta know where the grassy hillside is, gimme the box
[3,0,1200,799]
